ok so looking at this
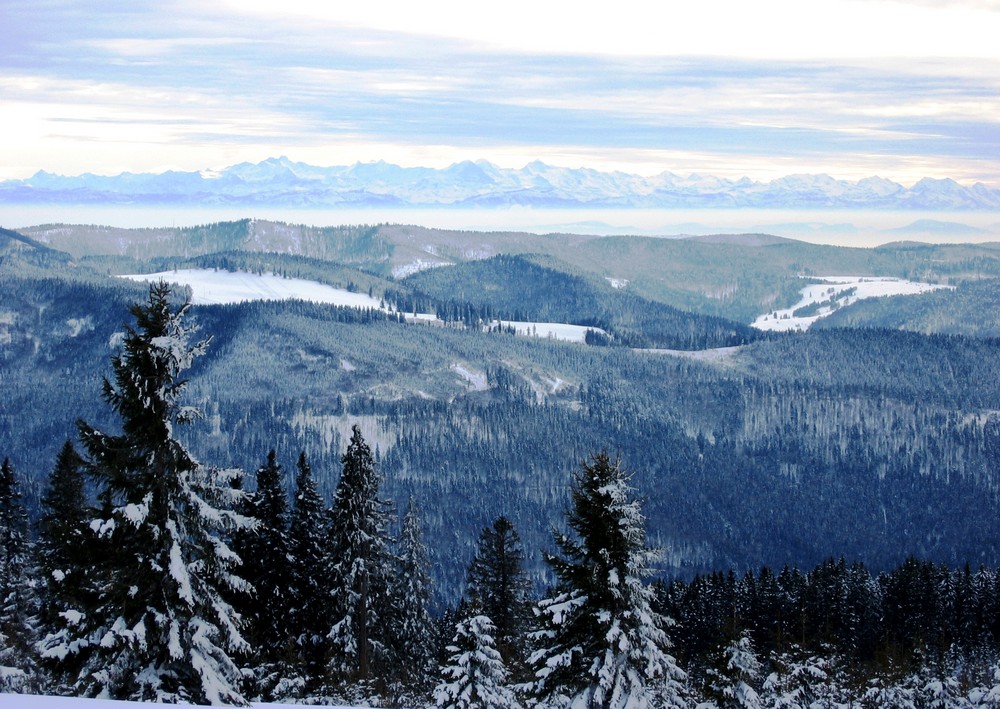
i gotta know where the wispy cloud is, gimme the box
[1,0,998,186]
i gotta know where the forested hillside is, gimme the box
[4,219,1000,706]
[3,247,1000,602]
[815,277,1000,337]
[402,253,760,349]
[20,219,1000,325]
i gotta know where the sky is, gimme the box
[2,0,999,186]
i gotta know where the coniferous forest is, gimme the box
[4,222,1000,706]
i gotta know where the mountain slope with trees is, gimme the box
[3,273,1000,706]
[17,219,1000,325]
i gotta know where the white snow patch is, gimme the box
[391,258,452,278]
[752,275,953,332]
[120,269,385,308]
[66,317,93,337]
[606,277,630,289]
[545,376,567,394]
[291,412,395,453]
[493,320,608,344]
[640,345,743,363]
[59,610,83,625]
[120,494,150,526]
[451,363,489,391]
[404,312,441,323]
[340,358,356,372]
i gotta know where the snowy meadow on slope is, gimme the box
[120,269,608,344]
[120,270,386,308]
[751,275,952,332]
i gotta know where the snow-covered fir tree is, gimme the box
[37,442,89,613]
[528,452,686,709]
[287,450,328,690]
[37,281,253,705]
[232,448,292,698]
[860,671,920,709]
[325,424,397,692]
[466,515,532,676]
[759,646,832,709]
[434,614,519,709]
[702,630,763,708]
[0,456,39,692]
[974,662,1000,706]
[35,441,91,692]
[391,497,436,692]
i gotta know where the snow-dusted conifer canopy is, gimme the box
[37,281,254,705]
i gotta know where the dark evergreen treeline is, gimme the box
[659,558,1000,700]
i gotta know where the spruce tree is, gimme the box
[325,425,397,691]
[434,614,519,709]
[37,281,253,705]
[528,452,686,709]
[238,449,291,663]
[392,497,436,691]
[466,515,532,673]
[287,450,327,688]
[0,457,38,692]
[234,449,292,697]
[36,441,91,689]
[703,631,763,708]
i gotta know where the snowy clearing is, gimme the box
[493,320,607,344]
[121,270,609,346]
[391,258,452,278]
[752,275,953,332]
[451,363,489,391]
[120,269,385,308]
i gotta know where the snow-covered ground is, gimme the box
[0,696,360,709]
[492,320,607,344]
[752,275,953,332]
[118,270,604,346]
[120,269,385,309]
[451,363,489,391]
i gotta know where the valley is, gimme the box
[3,219,1000,602]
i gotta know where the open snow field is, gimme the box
[751,276,953,332]
[120,270,603,345]
[493,320,606,344]
[120,269,385,309]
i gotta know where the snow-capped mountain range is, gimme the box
[3,157,999,210]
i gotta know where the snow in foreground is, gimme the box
[120,269,386,309]
[1,695,364,709]
[752,275,952,332]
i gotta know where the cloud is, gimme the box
[0,0,997,185]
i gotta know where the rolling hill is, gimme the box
[3,220,1000,602]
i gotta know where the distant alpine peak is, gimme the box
[3,158,998,210]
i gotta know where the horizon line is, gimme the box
[7,155,999,191]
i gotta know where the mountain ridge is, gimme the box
[4,158,1000,210]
